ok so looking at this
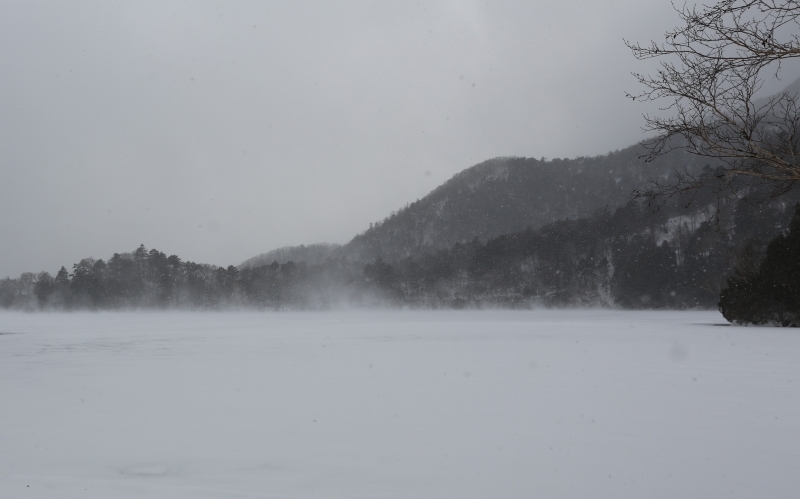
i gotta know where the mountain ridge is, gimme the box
[243,141,712,266]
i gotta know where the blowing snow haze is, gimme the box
[2,0,796,279]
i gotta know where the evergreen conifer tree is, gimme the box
[720,205,800,325]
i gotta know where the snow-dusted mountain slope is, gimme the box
[243,144,711,266]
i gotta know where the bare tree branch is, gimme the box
[626,0,800,202]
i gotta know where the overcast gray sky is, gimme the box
[1,0,796,278]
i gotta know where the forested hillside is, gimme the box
[241,243,342,269]
[340,145,711,262]
[240,145,714,268]
[4,135,797,311]
[3,183,796,310]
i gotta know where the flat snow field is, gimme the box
[0,310,798,498]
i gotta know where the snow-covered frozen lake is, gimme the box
[1,310,798,498]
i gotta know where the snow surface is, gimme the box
[0,310,798,498]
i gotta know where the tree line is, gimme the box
[2,190,796,313]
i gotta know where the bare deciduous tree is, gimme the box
[626,0,800,201]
